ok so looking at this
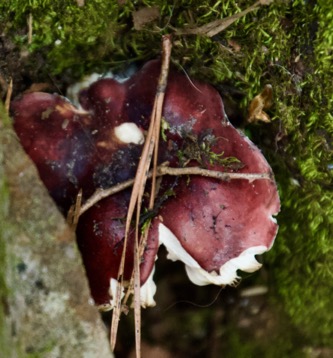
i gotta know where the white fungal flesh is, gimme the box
[96,278,124,311]
[97,267,156,311]
[66,73,102,107]
[114,122,144,144]
[158,223,267,287]
[139,266,157,308]
[66,68,136,108]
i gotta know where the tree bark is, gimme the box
[0,106,113,357]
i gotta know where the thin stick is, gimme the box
[79,166,272,216]
[5,78,13,114]
[110,36,172,355]
[110,93,156,352]
[67,189,82,230]
[135,35,172,358]
[27,13,33,45]
[150,35,172,208]
[110,100,160,349]
[122,35,173,319]
[159,166,272,181]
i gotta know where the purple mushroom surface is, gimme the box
[11,60,280,310]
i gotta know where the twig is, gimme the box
[79,165,272,216]
[173,0,273,37]
[110,36,172,356]
[150,35,172,208]
[66,189,82,229]
[159,166,272,181]
[134,35,172,358]
[121,37,173,358]
[27,13,33,45]
[5,78,13,115]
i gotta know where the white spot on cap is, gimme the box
[114,122,144,145]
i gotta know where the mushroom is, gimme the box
[153,169,279,286]
[11,84,145,211]
[116,59,280,287]
[76,190,159,310]
[10,59,279,309]
[10,81,156,309]
[10,92,95,211]
[77,77,145,190]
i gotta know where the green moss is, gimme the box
[1,0,333,355]
[264,0,333,347]
[222,321,306,358]
[269,181,333,345]
[0,0,294,81]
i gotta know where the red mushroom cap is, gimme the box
[149,61,279,285]
[122,60,279,286]
[76,190,159,310]
[11,59,280,308]
[10,92,95,210]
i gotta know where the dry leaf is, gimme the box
[227,39,241,52]
[133,6,160,30]
[247,84,273,124]
[24,82,52,93]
